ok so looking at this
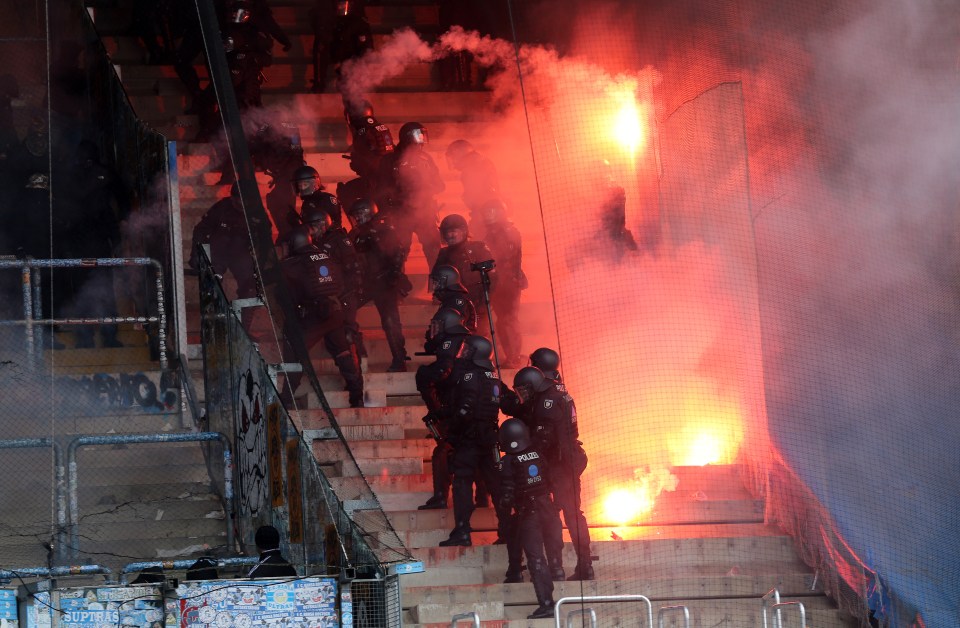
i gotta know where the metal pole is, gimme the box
[0,439,65,561]
[21,262,34,368]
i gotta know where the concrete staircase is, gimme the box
[92,1,857,624]
[0,331,227,573]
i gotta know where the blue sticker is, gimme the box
[493,384,500,396]
[319,265,330,277]
[528,464,539,477]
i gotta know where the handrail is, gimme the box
[761,587,782,628]
[67,432,234,559]
[657,605,690,628]
[554,595,654,628]
[566,607,597,628]
[0,564,111,583]
[0,257,169,369]
[450,611,480,627]
[0,438,66,559]
[772,600,806,628]
[118,557,259,583]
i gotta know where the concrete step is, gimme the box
[406,528,802,574]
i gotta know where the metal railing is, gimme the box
[450,611,480,627]
[0,565,112,584]
[762,588,806,628]
[118,557,259,583]
[0,438,66,554]
[66,432,234,560]
[0,257,169,370]
[554,595,655,628]
[658,605,690,627]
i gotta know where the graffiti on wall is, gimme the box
[57,371,179,412]
[235,347,270,523]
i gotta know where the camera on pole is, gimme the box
[470,259,501,374]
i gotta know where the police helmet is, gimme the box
[399,122,428,146]
[229,0,253,23]
[302,193,339,224]
[498,418,531,454]
[229,181,242,200]
[429,265,467,294]
[288,225,315,255]
[457,334,494,369]
[292,164,320,183]
[429,307,469,337]
[513,366,550,394]
[439,214,469,233]
[348,198,378,226]
[302,206,333,236]
[478,198,507,225]
[529,348,560,380]
[444,139,473,169]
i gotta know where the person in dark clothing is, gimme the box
[281,225,364,407]
[498,418,560,619]
[445,139,500,228]
[195,1,275,141]
[348,198,412,372]
[595,158,638,262]
[190,182,258,301]
[330,0,373,85]
[476,199,525,367]
[432,214,496,337]
[438,335,504,547]
[131,0,175,65]
[294,165,345,230]
[377,122,444,264]
[337,99,394,212]
[428,264,477,333]
[306,204,363,358]
[416,307,471,510]
[130,566,165,584]
[248,525,297,578]
[246,121,304,243]
[529,347,562,383]
[511,366,593,581]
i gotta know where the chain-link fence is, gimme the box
[0,0,189,575]
[198,246,412,576]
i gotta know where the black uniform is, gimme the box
[444,363,504,544]
[330,12,373,69]
[416,326,468,507]
[378,144,444,264]
[434,289,478,334]
[280,244,364,407]
[597,182,638,263]
[248,548,297,578]
[301,190,345,230]
[190,196,258,300]
[527,381,592,576]
[482,218,524,367]
[337,114,395,214]
[249,122,304,242]
[351,212,411,369]
[500,444,561,606]
[316,225,363,353]
[432,240,496,336]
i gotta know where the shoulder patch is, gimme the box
[442,340,452,350]
[543,399,554,409]
[464,372,474,381]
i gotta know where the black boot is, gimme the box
[528,602,555,620]
[566,563,595,581]
[438,525,471,547]
[549,560,565,581]
[334,353,364,408]
[417,494,447,510]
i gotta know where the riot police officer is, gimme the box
[512,366,593,580]
[305,206,363,359]
[378,121,444,264]
[445,139,500,226]
[438,335,504,547]
[189,182,258,301]
[348,198,412,372]
[498,418,561,619]
[432,213,496,336]
[280,225,364,407]
[476,199,525,367]
[415,307,471,510]
[293,165,345,229]
[248,121,304,243]
[337,100,395,213]
[429,265,478,333]
[529,347,562,383]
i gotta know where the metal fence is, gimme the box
[197,246,413,576]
